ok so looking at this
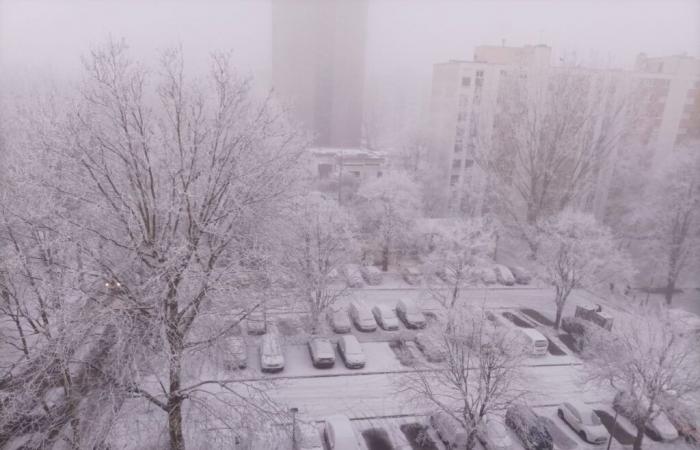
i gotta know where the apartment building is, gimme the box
[428,45,551,216]
[631,53,700,161]
[271,0,368,148]
[428,45,700,219]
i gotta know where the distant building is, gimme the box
[631,53,700,159]
[428,45,700,219]
[309,147,386,181]
[271,0,368,148]
[428,45,551,216]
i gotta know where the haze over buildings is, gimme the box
[271,0,368,148]
[428,44,700,218]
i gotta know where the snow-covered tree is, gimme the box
[355,171,421,271]
[585,309,700,450]
[538,210,634,329]
[280,193,357,334]
[423,218,494,312]
[477,68,639,258]
[628,145,699,305]
[403,306,526,450]
[0,40,305,449]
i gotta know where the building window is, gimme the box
[318,163,333,179]
[476,70,484,78]
[464,159,474,168]
[452,159,462,169]
[450,175,459,186]
[377,171,383,178]
[454,143,462,152]
[351,171,360,178]
[475,78,484,88]
[461,76,471,87]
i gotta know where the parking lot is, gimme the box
[181,270,696,450]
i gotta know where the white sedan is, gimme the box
[557,401,609,445]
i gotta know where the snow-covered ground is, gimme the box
[106,283,697,450]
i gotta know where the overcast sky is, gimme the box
[1,0,698,107]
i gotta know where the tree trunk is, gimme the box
[466,429,479,450]
[381,244,389,272]
[168,396,185,450]
[554,303,563,330]
[167,324,186,450]
[633,422,645,450]
[310,303,320,335]
[664,277,676,306]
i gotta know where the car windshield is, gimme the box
[263,337,279,355]
[586,411,602,425]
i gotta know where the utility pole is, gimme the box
[290,407,299,450]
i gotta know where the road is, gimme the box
[253,361,606,421]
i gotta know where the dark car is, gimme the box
[505,404,554,450]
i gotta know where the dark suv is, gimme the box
[505,404,554,450]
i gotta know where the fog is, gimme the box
[0,2,699,449]
[2,0,698,91]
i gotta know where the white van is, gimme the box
[519,328,549,356]
[324,415,360,450]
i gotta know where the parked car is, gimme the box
[479,267,497,285]
[415,332,446,362]
[505,404,554,450]
[324,415,360,450]
[401,265,422,285]
[222,336,248,370]
[343,264,364,288]
[396,298,426,329]
[493,264,515,285]
[246,310,267,335]
[508,265,532,285]
[349,300,377,332]
[557,401,608,445]
[294,421,324,450]
[328,308,352,334]
[518,328,549,356]
[308,337,336,368]
[430,411,468,449]
[259,333,284,372]
[478,414,513,450]
[371,304,400,330]
[613,391,679,442]
[337,335,366,369]
[662,400,700,445]
[360,265,383,285]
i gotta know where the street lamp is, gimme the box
[606,409,618,450]
[290,407,299,450]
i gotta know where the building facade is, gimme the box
[428,45,700,219]
[428,45,551,216]
[271,0,368,148]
